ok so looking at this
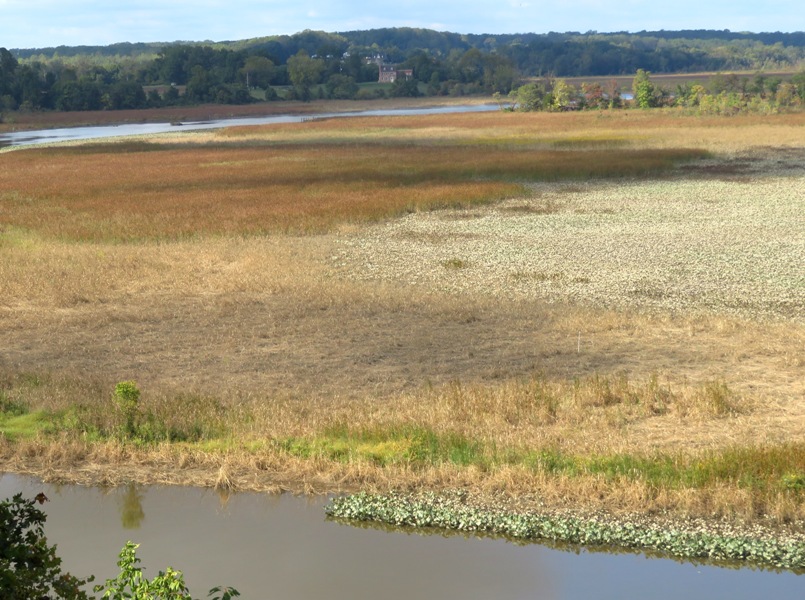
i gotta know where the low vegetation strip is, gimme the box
[2,374,804,523]
[0,115,707,241]
[326,492,805,570]
[276,425,805,498]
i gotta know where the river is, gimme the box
[0,104,498,148]
[0,474,800,599]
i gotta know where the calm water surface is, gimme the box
[0,104,497,148]
[1,474,801,599]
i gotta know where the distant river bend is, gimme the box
[0,104,498,148]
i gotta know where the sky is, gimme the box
[1,0,803,49]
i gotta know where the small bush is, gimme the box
[0,391,28,417]
[442,257,468,269]
[114,380,141,438]
[781,473,805,491]
[94,541,240,600]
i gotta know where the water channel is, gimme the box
[0,104,497,148]
[1,474,801,599]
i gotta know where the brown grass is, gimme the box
[1,108,804,525]
[0,139,702,241]
[211,110,805,152]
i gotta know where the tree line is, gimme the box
[508,68,805,113]
[2,28,805,113]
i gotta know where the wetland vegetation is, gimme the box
[1,107,804,568]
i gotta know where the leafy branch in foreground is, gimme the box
[1,492,93,599]
[94,541,240,600]
[1,493,239,600]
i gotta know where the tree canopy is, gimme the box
[2,28,804,112]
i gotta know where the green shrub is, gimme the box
[93,541,239,600]
[114,381,141,438]
[781,473,805,491]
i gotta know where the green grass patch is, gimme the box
[520,444,805,493]
[0,411,49,440]
[279,425,484,467]
[275,424,805,495]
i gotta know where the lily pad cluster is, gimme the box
[326,491,805,570]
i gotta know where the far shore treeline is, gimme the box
[1,28,805,113]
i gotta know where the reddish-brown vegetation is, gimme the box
[0,134,701,241]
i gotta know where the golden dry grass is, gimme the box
[212,109,805,152]
[1,108,804,525]
[0,143,517,240]
[0,141,702,241]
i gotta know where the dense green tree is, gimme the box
[10,64,45,109]
[401,50,443,84]
[55,80,103,110]
[186,64,217,102]
[325,73,359,99]
[632,69,656,108]
[105,79,147,109]
[146,88,163,107]
[551,79,576,110]
[480,54,518,93]
[390,77,420,97]
[163,85,181,105]
[240,55,275,89]
[4,29,805,113]
[287,50,325,101]
[509,81,550,111]
[0,48,19,98]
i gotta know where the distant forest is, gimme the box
[2,28,805,111]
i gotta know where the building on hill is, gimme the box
[378,64,413,83]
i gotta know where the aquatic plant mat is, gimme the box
[1,109,804,558]
[326,492,805,571]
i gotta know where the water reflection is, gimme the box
[0,474,801,600]
[118,483,145,529]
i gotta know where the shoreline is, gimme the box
[3,458,804,572]
[0,96,496,133]
[326,491,805,572]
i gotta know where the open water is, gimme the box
[1,474,801,599]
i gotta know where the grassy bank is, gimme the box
[2,371,804,526]
[1,109,803,564]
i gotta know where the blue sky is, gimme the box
[1,0,803,49]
